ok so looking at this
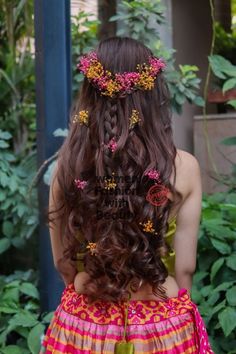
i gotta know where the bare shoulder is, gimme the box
[174,149,201,198]
[175,149,200,173]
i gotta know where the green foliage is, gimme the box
[0,270,53,353]
[0,130,38,271]
[71,11,100,94]
[192,192,236,353]
[214,22,236,64]
[110,0,204,114]
[0,0,36,154]
[209,54,236,109]
[0,2,41,350]
[110,0,166,42]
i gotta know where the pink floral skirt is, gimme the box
[40,284,213,353]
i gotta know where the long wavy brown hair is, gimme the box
[52,37,180,302]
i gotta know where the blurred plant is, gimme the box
[0,130,38,273]
[111,0,166,42]
[110,0,204,114]
[209,54,236,109]
[0,270,53,354]
[71,11,100,94]
[0,0,36,154]
[192,192,236,354]
[214,22,236,64]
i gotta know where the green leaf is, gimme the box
[221,136,236,146]
[193,271,208,283]
[27,323,45,354]
[193,96,205,107]
[226,286,236,306]
[14,326,29,339]
[218,307,236,337]
[11,237,25,248]
[210,258,224,282]
[0,130,12,140]
[0,301,19,314]
[211,239,231,254]
[210,299,226,317]
[227,99,236,109]
[2,221,14,237]
[9,310,38,328]
[209,55,236,77]
[42,311,54,323]
[2,287,19,303]
[213,281,234,293]
[209,55,227,79]
[0,345,25,354]
[223,78,236,93]
[0,172,9,187]
[0,238,11,254]
[226,254,236,270]
[207,292,220,306]
[201,285,213,297]
[0,140,9,148]
[20,282,40,300]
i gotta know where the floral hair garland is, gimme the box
[77,51,166,98]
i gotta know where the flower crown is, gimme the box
[77,51,166,98]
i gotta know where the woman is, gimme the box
[41,37,213,353]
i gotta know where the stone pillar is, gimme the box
[171,0,213,152]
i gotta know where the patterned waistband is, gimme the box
[60,284,194,326]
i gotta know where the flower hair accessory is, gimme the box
[106,137,118,153]
[144,169,161,182]
[139,219,158,235]
[104,174,117,190]
[77,51,166,98]
[145,169,170,207]
[72,110,89,125]
[86,242,97,255]
[129,109,141,129]
[74,179,88,190]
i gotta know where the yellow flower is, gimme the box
[72,110,89,125]
[86,62,103,79]
[86,242,97,255]
[129,110,140,129]
[139,220,158,235]
[103,79,121,97]
[137,72,155,90]
[104,177,117,190]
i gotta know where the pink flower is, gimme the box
[74,179,88,190]
[144,169,160,181]
[115,72,140,91]
[77,52,98,74]
[149,57,166,76]
[107,137,118,152]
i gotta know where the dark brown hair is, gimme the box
[53,37,180,301]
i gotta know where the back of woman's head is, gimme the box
[55,37,179,301]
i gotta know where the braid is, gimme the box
[103,99,118,175]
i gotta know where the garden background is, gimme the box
[0,0,236,353]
